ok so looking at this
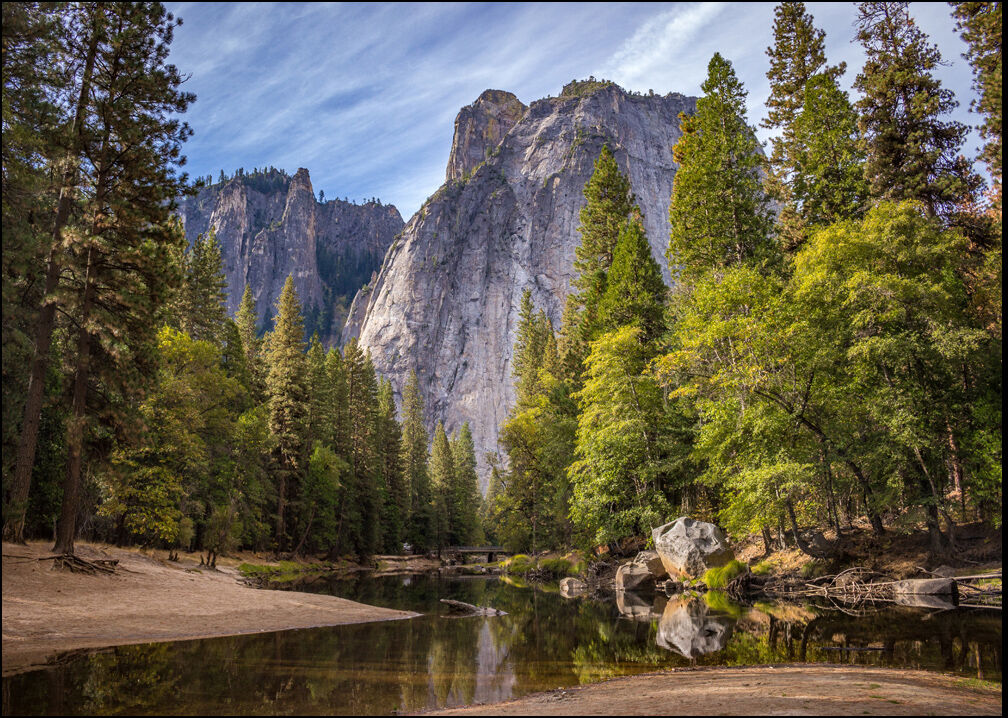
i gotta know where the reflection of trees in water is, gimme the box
[2,580,1001,715]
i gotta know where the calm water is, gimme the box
[2,573,1001,715]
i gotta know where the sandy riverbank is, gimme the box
[1,541,417,676]
[425,665,1002,715]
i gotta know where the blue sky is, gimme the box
[165,2,982,219]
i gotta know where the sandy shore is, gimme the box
[426,665,1002,715]
[1,541,417,676]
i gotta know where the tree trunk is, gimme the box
[785,500,828,559]
[53,247,97,556]
[4,23,100,543]
[761,525,773,556]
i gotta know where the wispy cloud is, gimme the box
[165,2,982,219]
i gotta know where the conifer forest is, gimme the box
[2,2,1001,566]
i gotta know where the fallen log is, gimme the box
[439,598,506,617]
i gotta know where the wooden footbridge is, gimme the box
[445,546,511,563]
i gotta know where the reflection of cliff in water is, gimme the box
[657,599,735,658]
[2,576,1001,716]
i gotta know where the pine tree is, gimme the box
[668,53,775,283]
[4,4,101,543]
[400,370,432,550]
[53,3,195,555]
[234,285,266,400]
[376,379,405,552]
[265,275,308,554]
[597,214,667,343]
[790,73,869,225]
[305,334,335,450]
[559,146,638,382]
[2,3,69,540]
[429,423,454,553]
[449,423,480,545]
[181,228,227,344]
[340,340,380,557]
[952,1,1002,210]
[762,2,846,249]
[854,2,980,218]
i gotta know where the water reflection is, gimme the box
[1,574,1001,716]
[657,598,734,658]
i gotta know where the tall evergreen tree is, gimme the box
[53,3,194,555]
[339,340,380,557]
[597,214,667,343]
[790,74,870,226]
[952,1,1002,211]
[762,2,846,248]
[180,228,227,345]
[559,146,638,382]
[234,285,265,400]
[854,2,980,218]
[400,370,432,550]
[668,53,775,284]
[449,423,480,545]
[265,275,308,554]
[376,379,406,553]
[429,423,454,553]
[5,4,102,543]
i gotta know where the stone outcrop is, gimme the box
[652,518,735,578]
[345,82,697,488]
[446,90,527,183]
[179,167,403,346]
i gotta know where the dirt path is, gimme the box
[425,665,1001,715]
[2,541,417,676]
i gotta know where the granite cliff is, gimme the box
[345,81,696,490]
[179,167,403,344]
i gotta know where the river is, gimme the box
[1,572,1001,714]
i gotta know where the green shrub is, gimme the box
[702,559,747,589]
[538,557,572,577]
[504,554,535,575]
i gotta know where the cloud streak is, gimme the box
[165,2,982,219]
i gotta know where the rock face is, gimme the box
[446,90,527,183]
[652,518,735,578]
[345,82,696,488]
[179,167,403,345]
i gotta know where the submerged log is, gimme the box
[439,598,506,617]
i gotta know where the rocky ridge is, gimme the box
[179,167,403,344]
[345,81,696,490]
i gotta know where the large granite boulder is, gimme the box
[632,550,669,580]
[656,598,735,658]
[616,561,656,593]
[652,517,734,578]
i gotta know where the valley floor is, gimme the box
[1,541,417,676]
[425,665,1002,715]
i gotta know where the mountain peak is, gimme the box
[446,89,527,182]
